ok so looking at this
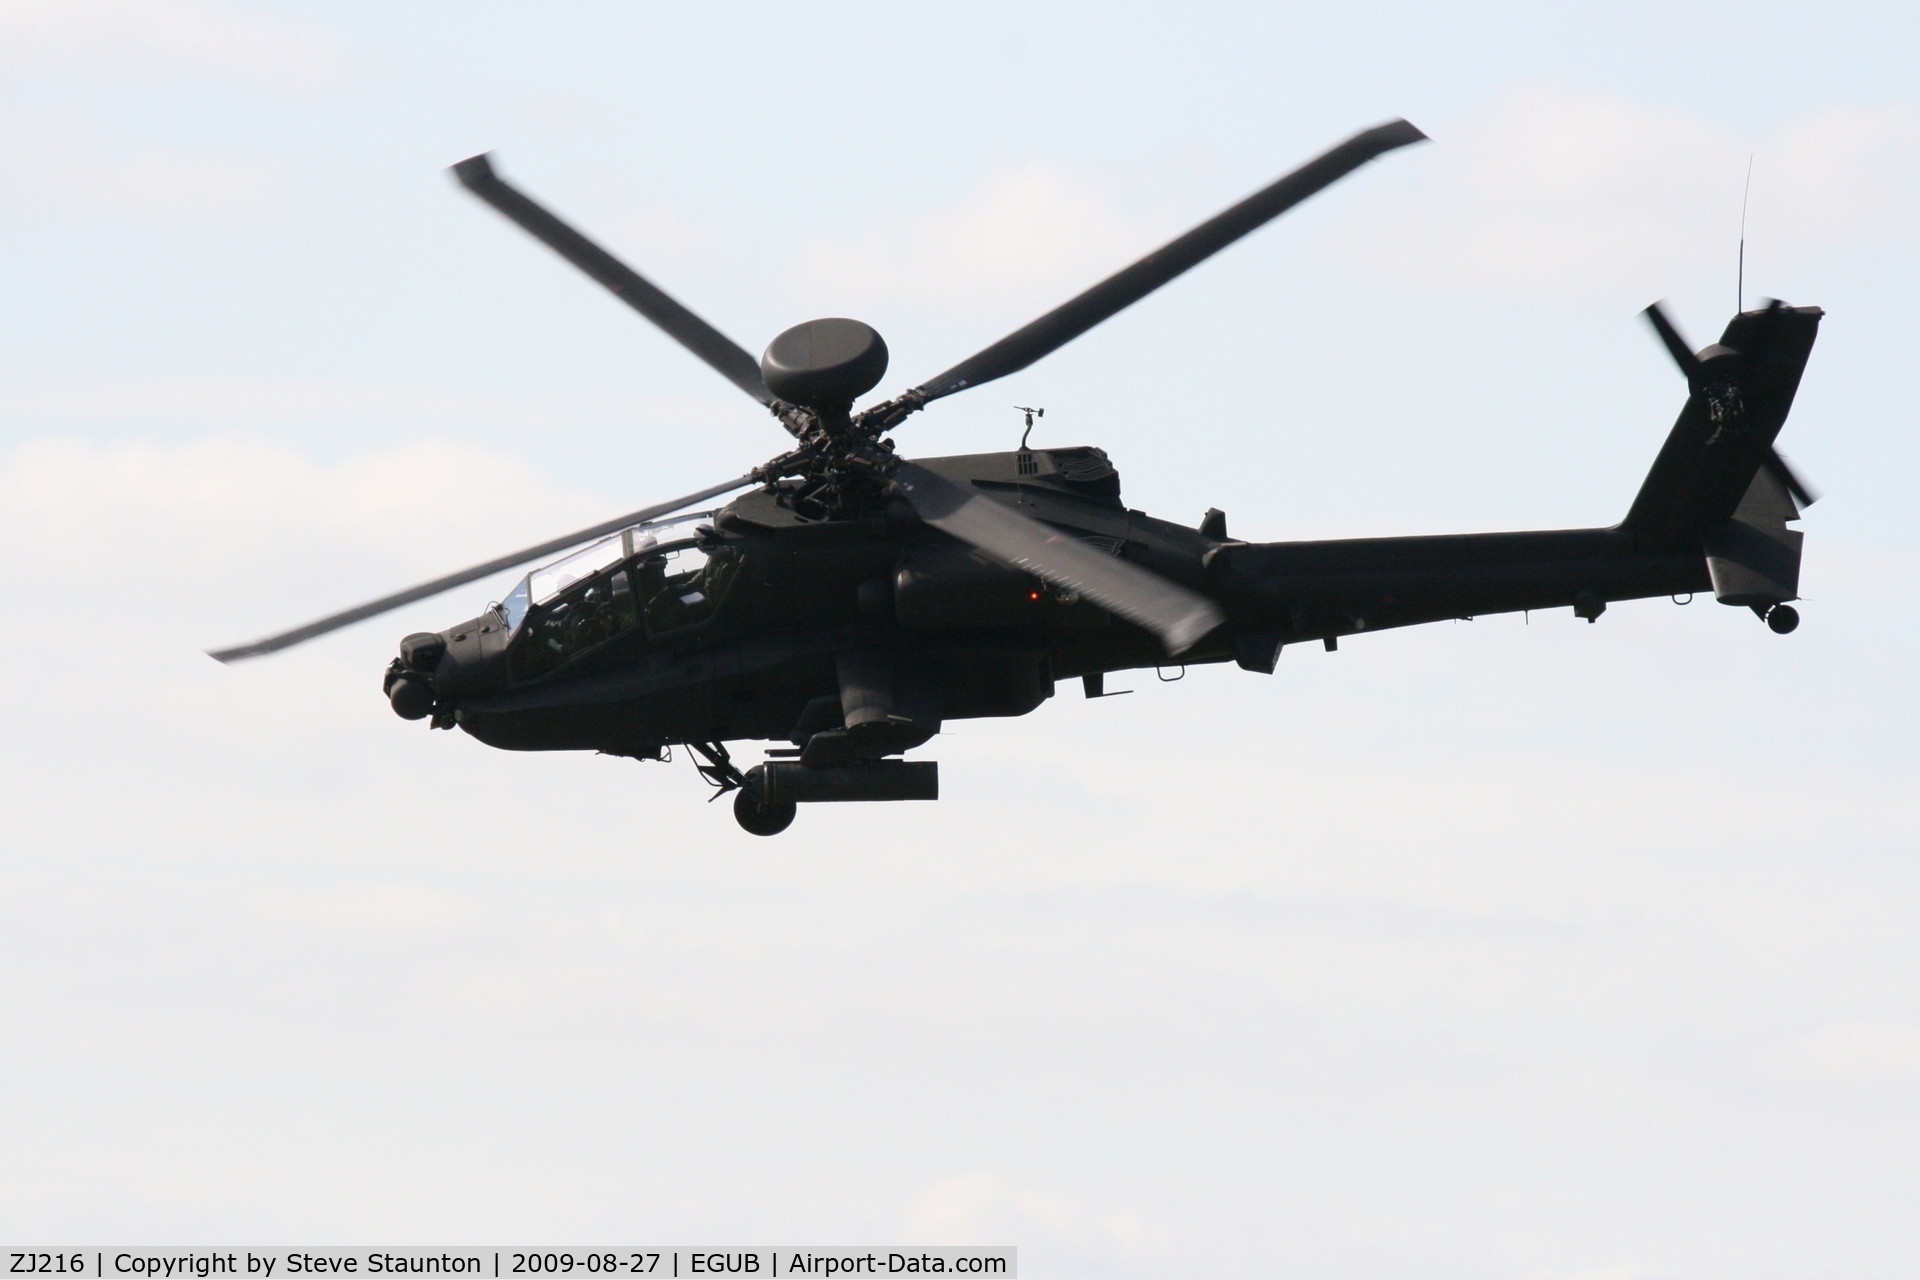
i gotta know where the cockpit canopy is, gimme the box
[497,511,741,682]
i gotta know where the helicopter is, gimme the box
[211,118,1823,836]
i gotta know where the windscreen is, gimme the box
[499,512,715,634]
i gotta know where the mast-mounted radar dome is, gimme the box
[760,318,889,412]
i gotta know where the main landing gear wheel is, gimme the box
[734,788,797,836]
[1767,604,1800,634]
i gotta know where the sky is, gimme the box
[1,2,1917,1276]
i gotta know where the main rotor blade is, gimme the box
[452,153,775,406]
[910,119,1427,403]
[207,473,759,663]
[893,463,1225,655]
[1642,301,1704,385]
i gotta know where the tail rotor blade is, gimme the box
[904,119,1428,407]
[207,473,760,663]
[1763,447,1820,509]
[1642,301,1703,386]
[892,463,1225,655]
[452,153,775,407]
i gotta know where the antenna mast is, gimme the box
[1738,155,1753,312]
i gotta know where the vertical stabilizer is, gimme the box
[1622,302,1822,551]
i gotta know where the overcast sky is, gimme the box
[2,2,1916,1276]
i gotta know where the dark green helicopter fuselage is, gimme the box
[406,439,1722,762]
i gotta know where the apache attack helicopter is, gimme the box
[212,119,1823,835]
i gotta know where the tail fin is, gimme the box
[1622,302,1823,552]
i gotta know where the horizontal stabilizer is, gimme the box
[1703,465,1803,606]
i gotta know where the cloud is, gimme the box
[0,0,347,90]
[0,376,756,445]
[254,883,474,932]
[1766,101,1920,242]
[547,162,730,271]
[0,435,604,616]
[1333,84,1920,304]
[909,1174,1168,1265]
[785,160,1163,315]
[0,379,486,428]
[1775,1020,1920,1090]
[0,115,280,222]
[597,204,726,276]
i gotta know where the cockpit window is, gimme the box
[636,542,742,634]
[502,512,740,683]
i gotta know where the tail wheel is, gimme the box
[1767,603,1800,634]
[733,788,797,836]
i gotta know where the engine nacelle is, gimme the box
[893,543,1053,630]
